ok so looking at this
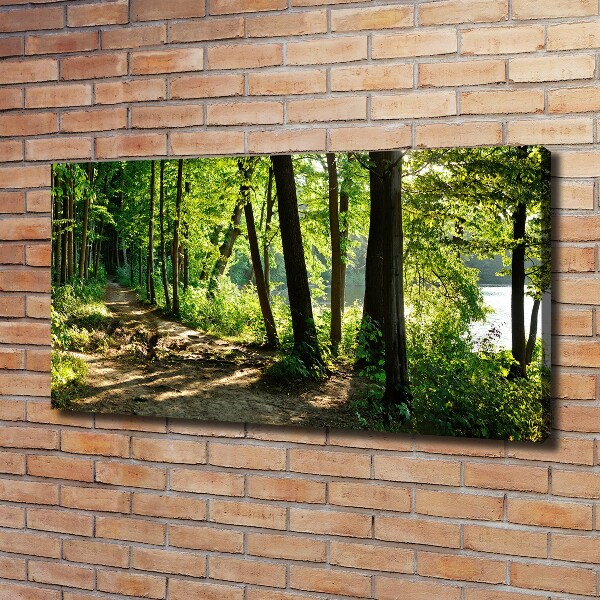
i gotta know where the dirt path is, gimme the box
[69,283,361,428]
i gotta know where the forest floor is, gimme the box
[67,282,364,428]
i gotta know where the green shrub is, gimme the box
[51,350,88,408]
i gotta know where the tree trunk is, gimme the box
[379,151,411,414]
[172,159,183,315]
[53,172,62,282]
[159,161,171,312]
[210,204,243,286]
[339,189,349,313]
[78,164,92,279]
[67,165,74,279]
[327,153,342,354]
[525,298,540,367]
[183,220,189,292]
[362,153,386,331]
[271,154,324,372]
[239,160,278,348]
[263,165,274,294]
[146,161,156,304]
[511,199,527,377]
[60,177,69,284]
[93,216,103,279]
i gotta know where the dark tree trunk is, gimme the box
[362,152,386,342]
[263,166,275,293]
[78,164,92,279]
[210,204,243,287]
[146,161,156,304]
[339,189,349,313]
[327,153,342,354]
[53,172,62,282]
[93,217,103,279]
[67,165,74,279]
[159,161,171,312]
[138,240,143,286]
[172,159,183,315]
[60,177,69,284]
[511,198,527,377]
[239,160,278,348]
[129,242,134,285]
[183,220,189,292]
[525,298,540,367]
[271,154,324,372]
[379,151,411,414]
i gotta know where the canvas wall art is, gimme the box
[51,147,551,441]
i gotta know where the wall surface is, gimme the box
[0,0,599,598]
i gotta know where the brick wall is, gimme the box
[0,0,599,598]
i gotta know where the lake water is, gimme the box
[331,284,539,350]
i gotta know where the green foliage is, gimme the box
[51,350,88,408]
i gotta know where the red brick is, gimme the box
[554,151,600,177]
[287,36,366,65]
[549,86,600,115]
[508,118,594,145]
[211,499,287,529]
[210,441,286,470]
[102,24,166,49]
[0,88,22,111]
[0,348,24,369]
[0,165,51,188]
[0,140,23,162]
[134,547,206,577]
[61,430,129,457]
[96,461,166,489]
[247,532,326,562]
[208,101,284,125]
[508,497,592,530]
[27,295,51,318]
[461,89,544,115]
[416,489,504,521]
[211,0,287,15]
[67,0,128,27]
[552,469,600,498]
[552,533,600,564]
[372,91,456,120]
[416,122,502,148]
[248,10,326,37]
[0,192,24,214]
[553,307,593,335]
[133,437,206,463]
[170,131,245,156]
[552,372,596,400]
[169,523,243,553]
[0,478,58,505]
[131,48,204,75]
[171,468,244,496]
[61,485,130,513]
[207,42,282,69]
[27,401,93,427]
[513,0,597,19]
[170,73,244,99]
[329,481,411,511]
[290,507,371,537]
[0,36,23,58]
[0,424,56,448]
[96,515,165,545]
[0,451,25,475]
[415,436,504,457]
[420,0,508,25]
[247,475,326,503]
[0,372,48,396]
[377,578,461,600]
[26,191,51,213]
[418,551,505,584]
[289,447,371,478]
[170,17,243,43]
[28,454,93,482]
[553,247,595,273]
[0,530,60,559]
[96,133,167,159]
[27,507,93,536]
[555,341,600,368]
[169,579,243,600]
[373,29,457,58]
[332,63,413,92]
[0,555,25,581]
[0,295,25,318]
[464,463,549,493]
[27,31,98,55]
[247,129,326,154]
[133,492,207,520]
[0,58,57,84]
[510,562,596,596]
[464,524,548,558]
[510,55,596,83]
[26,137,92,162]
[0,582,59,600]
[420,59,506,87]
[26,84,92,109]
[249,69,326,96]
[329,125,411,152]
[131,104,204,129]
[0,112,56,137]
[374,455,460,485]
[289,565,371,597]
[61,53,127,81]
[0,6,63,33]
[376,515,461,548]
[331,540,413,572]
[61,107,128,133]
[132,0,206,21]
[63,539,130,568]
[210,555,286,587]
[333,5,413,31]
[462,25,544,55]
[97,570,166,599]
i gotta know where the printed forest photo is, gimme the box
[50,147,551,442]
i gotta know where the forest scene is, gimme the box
[50,147,551,441]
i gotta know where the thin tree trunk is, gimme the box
[60,177,69,284]
[159,161,171,312]
[263,166,274,294]
[240,160,278,348]
[339,189,349,313]
[511,199,527,377]
[210,204,243,286]
[525,298,540,366]
[93,217,103,279]
[78,164,92,279]
[138,240,143,286]
[67,165,74,279]
[129,242,134,286]
[327,153,342,354]
[379,151,411,414]
[53,172,62,282]
[172,159,183,315]
[146,162,156,304]
[271,154,324,372]
[183,220,189,292]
